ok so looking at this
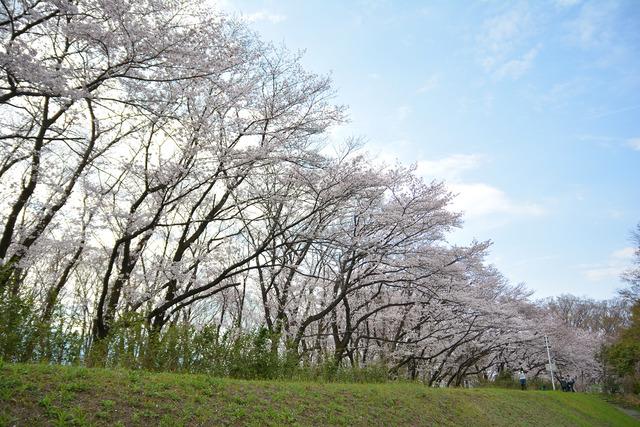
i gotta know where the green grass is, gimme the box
[0,363,637,426]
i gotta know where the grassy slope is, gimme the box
[0,364,637,427]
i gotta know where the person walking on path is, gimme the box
[518,370,527,390]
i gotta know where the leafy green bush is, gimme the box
[604,301,640,394]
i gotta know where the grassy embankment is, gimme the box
[1,363,637,426]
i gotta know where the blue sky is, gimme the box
[217,0,640,300]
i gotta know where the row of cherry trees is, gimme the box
[0,0,605,385]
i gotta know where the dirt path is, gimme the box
[616,405,640,421]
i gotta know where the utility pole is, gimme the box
[544,335,556,391]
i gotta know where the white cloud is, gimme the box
[577,135,640,151]
[528,77,587,112]
[627,137,640,151]
[417,74,441,94]
[242,11,287,24]
[448,183,545,218]
[612,247,636,260]
[482,8,529,54]
[212,0,287,24]
[565,2,616,49]
[356,0,390,10]
[418,6,432,17]
[415,154,545,218]
[582,247,635,282]
[416,154,484,181]
[495,45,540,80]
[584,266,623,282]
[554,0,581,7]
[478,6,539,80]
[456,93,495,115]
[395,105,412,121]
[589,104,640,120]
[607,209,625,219]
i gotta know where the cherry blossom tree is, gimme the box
[0,0,611,384]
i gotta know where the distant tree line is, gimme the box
[603,225,640,393]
